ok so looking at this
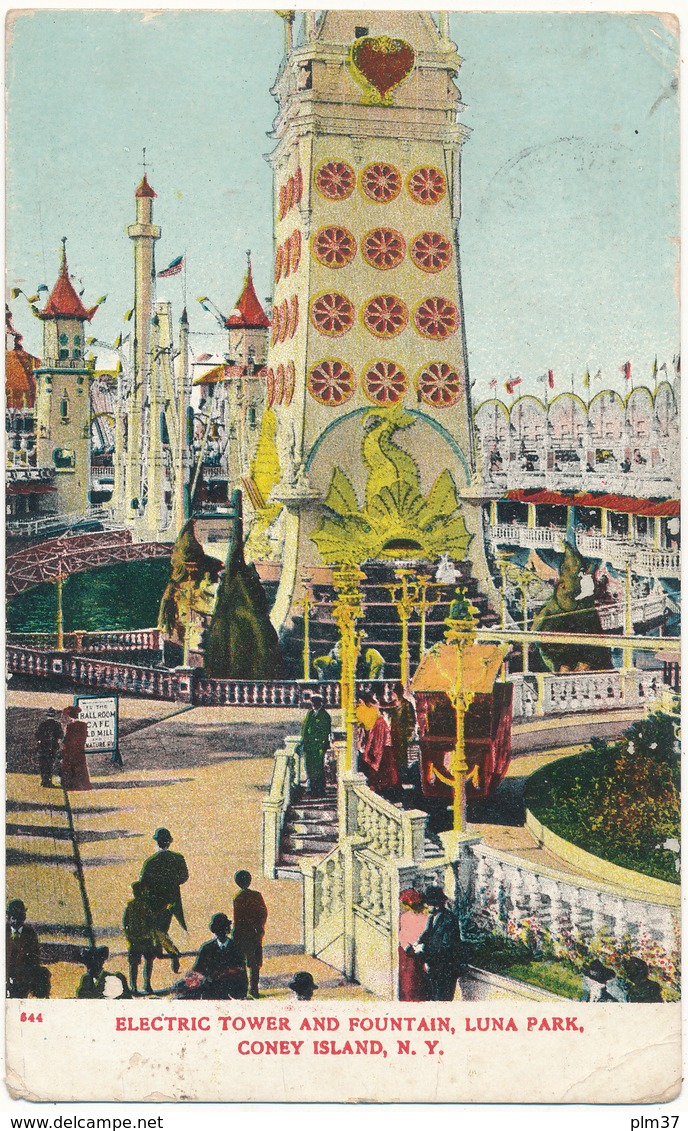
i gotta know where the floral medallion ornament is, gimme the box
[416,361,463,407]
[311,292,356,336]
[363,360,408,405]
[283,360,296,406]
[410,232,453,273]
[408,166,447,205]
[360,162,402,203]
[363,294,408,338]
[308,359,355,406]
[361,228,406,270]
[313,226,357,268]
[315,160,356,201]
[347,35,415,106]
[413,296,459,339]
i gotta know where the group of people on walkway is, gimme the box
[121,829,268,1000]
[299,684,416,801]
[398,886,471,1002]
[581,956,664,1002]
[35,704,91,792]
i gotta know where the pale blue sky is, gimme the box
[6,10,679,399]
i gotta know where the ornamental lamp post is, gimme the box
[297,580,316,681]
[443,589,479,834]
[416,574,441,661]
[331,564,365,775]
[386,568,421,687]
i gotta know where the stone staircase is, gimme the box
[280,557,498,681]
[276,780,445,878]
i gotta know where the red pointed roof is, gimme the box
[135,173,157,199]
[38,244,99,322]
[225,261,270,329]
[6,347,39,408]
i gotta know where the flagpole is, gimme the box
[183,251,187,313]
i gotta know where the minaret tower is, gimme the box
[266,12,486,628]
[34,238,100,516]
[126,158,161,517]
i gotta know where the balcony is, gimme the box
[486,523,680,577]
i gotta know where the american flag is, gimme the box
[158,256,184,278]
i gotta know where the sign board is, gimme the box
[74,694,119,754]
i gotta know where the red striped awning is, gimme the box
[506,489,679,518]
[6,482,56,495]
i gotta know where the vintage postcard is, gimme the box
[4,5,681,1107]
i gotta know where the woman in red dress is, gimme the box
[361,711,399,795]
[60,705,92,791]
[398,889,429,1002]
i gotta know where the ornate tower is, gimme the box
[125,172,161,518]
[34,239,99,516]
[225,258,271,483]
[266,12,484,629]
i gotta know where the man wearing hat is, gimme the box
[409,886,468,1002]
[35,707,63,788]
[189,914,248,1000]
[289,971,318,1001]
[233,871,268,999]
[140,828,189,973]
[301,695,332,797]
[6,899,50,999]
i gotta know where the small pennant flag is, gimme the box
[158,255,184,278]
[95,294,108,305]
[582,369,590,389]
[27,294,40,303]
[651,356,658,380]
[36,284,48,294]
[489,378,497,390]
[505,376,522,395]
[659,361,668,375]
[548,369,554,389]
[124,308,134,322]
[10,288,23,299]
[86,336,96,345]
[621,361,632,382]
[113,333,123,349]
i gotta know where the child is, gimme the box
[123,881,157,995]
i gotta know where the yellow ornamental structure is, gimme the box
[266,11,490,630]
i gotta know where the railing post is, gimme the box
[534,672,546,716]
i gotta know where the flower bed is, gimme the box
[524,711,680,885]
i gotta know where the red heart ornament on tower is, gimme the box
[348,36,416,104]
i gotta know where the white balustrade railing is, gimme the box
[6,506,115,537]
[509,668,665,719]
[261,735,302,878]
[488,524,680,577]
[470,843,678,956]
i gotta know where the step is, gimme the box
[284,835,338,854]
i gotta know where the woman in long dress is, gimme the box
[398,889,429,1001]
[361,711,399,795]
[60,705,92,791]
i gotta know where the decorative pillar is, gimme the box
[527,503,536,530]
[331,565,365,774]
[387,569,420,686]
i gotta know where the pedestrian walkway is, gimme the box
[6,690,373,1000]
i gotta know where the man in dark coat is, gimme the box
[189,914,247,1000]
[140,828,189,973]
[35,708,63,788]
[409,886,468,1001]
[388,683,416,785]
[6,899,50,999]
[233,870,268,998]
[301,696,332,797]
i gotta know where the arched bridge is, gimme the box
[6,530,174,597]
